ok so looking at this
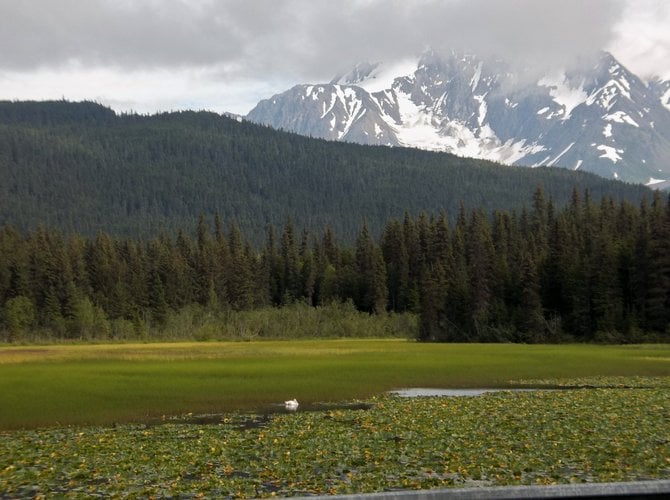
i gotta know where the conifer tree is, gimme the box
[443,218,470,341]
[86,232,121,315]
[226,222,254,309]
[355,223,388,313]
[640,193,670,333]
[402,212,420,311]
[515,252,545,342]
[467,208,496,338]
[279,218,300,303]
[212,213,230,307]
[429,211,451,267]
[299,229,316,305]
[148,268,168,327]
[195,215,216,306]
[418,262,448,341]
[262,225,281,305]
[380,219,410,311]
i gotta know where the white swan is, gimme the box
[284,398,299,410]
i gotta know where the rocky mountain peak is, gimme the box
[247,50,670,185]
[330,61,381,86]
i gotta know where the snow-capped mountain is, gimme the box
[650,78,670,112]
[247,50,670,186]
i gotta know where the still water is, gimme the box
[389,387,544,397]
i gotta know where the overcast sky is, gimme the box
[1,0,669,115]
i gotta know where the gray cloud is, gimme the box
[292,0,625,80]
[0,0,628,77]
[1,0,667,114]
[0,0,247,69]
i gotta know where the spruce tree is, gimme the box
[380,219,410,311]
[355,223,388,313]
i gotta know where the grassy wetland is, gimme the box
[0,341,669,497]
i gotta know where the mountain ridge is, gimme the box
[247,50,670,186]
[0,100,652,242]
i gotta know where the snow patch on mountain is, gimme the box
[335,86,364,138]
[332,60,416,93]
[603,124,612,137]
[474,94,487,126]
[470,62,483,92]
[392,90,450,151]
[596,144,623,163]
[547,142,576,166]
[538,74,587,120]
[320,91,336,118]
[605,111,639,127]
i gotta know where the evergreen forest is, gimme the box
[0,100,652,243]
[2,187,669,343]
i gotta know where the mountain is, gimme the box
[247,50,670,186]
[0,101,651,242]
[650,78,670,111]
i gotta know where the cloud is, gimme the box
[0,0,667,114]
[0,0,247,70]
[0,0,626,76]
[609,0,670,79]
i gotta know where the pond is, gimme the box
[157,389,559,427]
[156,400,374,427]
[388,387,545,397]
[158,389,564,427]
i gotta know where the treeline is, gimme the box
[1,187,669,343]
[0,100,651,243]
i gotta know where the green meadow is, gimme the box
[1,341,669,429]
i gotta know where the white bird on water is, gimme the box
[284,398,299,410]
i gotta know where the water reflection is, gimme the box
[268,401,374,413]
[389,388,541,397]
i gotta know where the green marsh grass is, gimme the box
[0,341,669,429]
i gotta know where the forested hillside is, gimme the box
[2,188,668,342]
[0,100,652,242]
